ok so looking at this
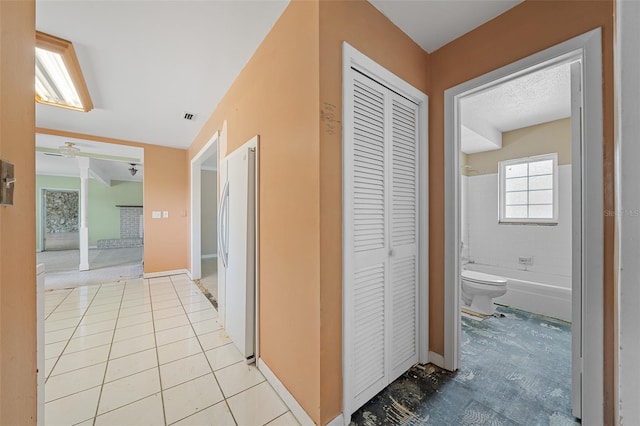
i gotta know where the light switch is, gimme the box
[152,211,161,219]
[162,211,169,218]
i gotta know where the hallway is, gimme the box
[43,274,297,425]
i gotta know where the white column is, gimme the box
[78,157,90,271]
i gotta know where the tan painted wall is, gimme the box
[466,118,571,175]
[429,1,615,421]
[187,1,322,422]
[36,129,189,274]
[318,1,430,422]
[0,0,37,423]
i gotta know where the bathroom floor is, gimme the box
[43,274,297,425]
[350,305,577,425]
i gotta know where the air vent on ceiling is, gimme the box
[183,111,197,121]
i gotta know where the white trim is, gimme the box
[200,165,217,172]
[444,29,603,422]
[201,253,217,259]
[428,351,445,369]
[342,42,428,424]
[190,132,219,280]
[326,414,344,426]
[257,358,315,426]
[143,269,189,279]
[616,2,640,424]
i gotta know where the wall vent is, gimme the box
[183,112,197,121]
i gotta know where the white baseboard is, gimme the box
[428,351,446,369]
[201,253,217,259]
[326,414,344,426]
[143,269,189,279]
[257,358,315,426]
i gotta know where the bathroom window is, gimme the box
[498,153,558,224]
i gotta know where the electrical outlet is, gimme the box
[162,211,169,218]
[518,256,533,266]
[152,211,161,219]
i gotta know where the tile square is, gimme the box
[162,373,224,424]
[64,330,114,354]
[45,386,101,426]
[95,393,164,426]
[105,348,158,383]
[45,317,81,332]
[182,301,214,314]
[119,303,152,318]
[266,411,300,425]
[173,400,235,426]
[153,306,185,320]
[192,319,223,336]
[81,310,119,325]
[98,367,161,415]
[45,362,106,402]
[45,327,75,345]
[227,382,287,426]
[84,303,121,315]
[215,361,265,398]
[52,344,110,375]
[205,343,244,371]
[186,308,218,324]
[90,295,123,307]
[73,319,117,338]
[152,298,182,311]
[113,321,155,342]
[46,309,85,322]
[160,353,212,389]
[198,329,231,351]
[120,298,151,310]
[158,336,203,365]
[154,313,190,332]
[155,324,196,346]
[151,292,180,303]
[109,333,156,359]
[116,311,153,328]
[45,341,68,360]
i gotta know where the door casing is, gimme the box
[443,28,603,422]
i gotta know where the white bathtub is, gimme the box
[464,264,572,322]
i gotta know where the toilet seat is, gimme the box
[461,270,507,286]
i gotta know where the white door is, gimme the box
[219,141,257,361]
[345,69,420,413]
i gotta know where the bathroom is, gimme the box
[459,63,573,322]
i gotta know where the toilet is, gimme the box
[461,270,508,315]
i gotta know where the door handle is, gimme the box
[218,181,230,268]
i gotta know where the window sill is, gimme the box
[498,221,559,226]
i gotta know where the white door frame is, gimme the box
[190,132,219,280]
[444,29,603,422]
[342,42,429,423]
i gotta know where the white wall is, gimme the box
[466,165,572,285]
[616,1,640,423]
[201,170,218,256]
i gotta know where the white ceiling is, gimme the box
[35,0,538,153]
[369,0,523,53]
[461,63,572,154]
[36,0,289,149]
[36,133,144,183]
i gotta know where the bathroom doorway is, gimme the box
[444,29,604,422]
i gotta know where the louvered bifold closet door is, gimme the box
[388,93,420,381]
[349,71,390,409]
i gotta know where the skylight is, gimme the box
[35,32,93,112]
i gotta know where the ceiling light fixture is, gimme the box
[35,31,93,112]
[59,142,80,158]
[129,164,138,176]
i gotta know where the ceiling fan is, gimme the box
[37,142,141,164]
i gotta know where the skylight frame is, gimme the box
[35,31,93,112]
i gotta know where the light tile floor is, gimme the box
[44,274,298,426]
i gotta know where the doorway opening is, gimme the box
[444,29,603,422]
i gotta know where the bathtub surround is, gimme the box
[351,305,574,425]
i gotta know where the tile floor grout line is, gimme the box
[91,280,128,425]
[170,274,239,426]
[148,276,170,426]
[45,286,103,384]
[44,288,76,321]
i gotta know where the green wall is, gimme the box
[36,175,143,251]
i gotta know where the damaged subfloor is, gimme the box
[350,305,578,426]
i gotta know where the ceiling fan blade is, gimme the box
[36,146,141,163]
